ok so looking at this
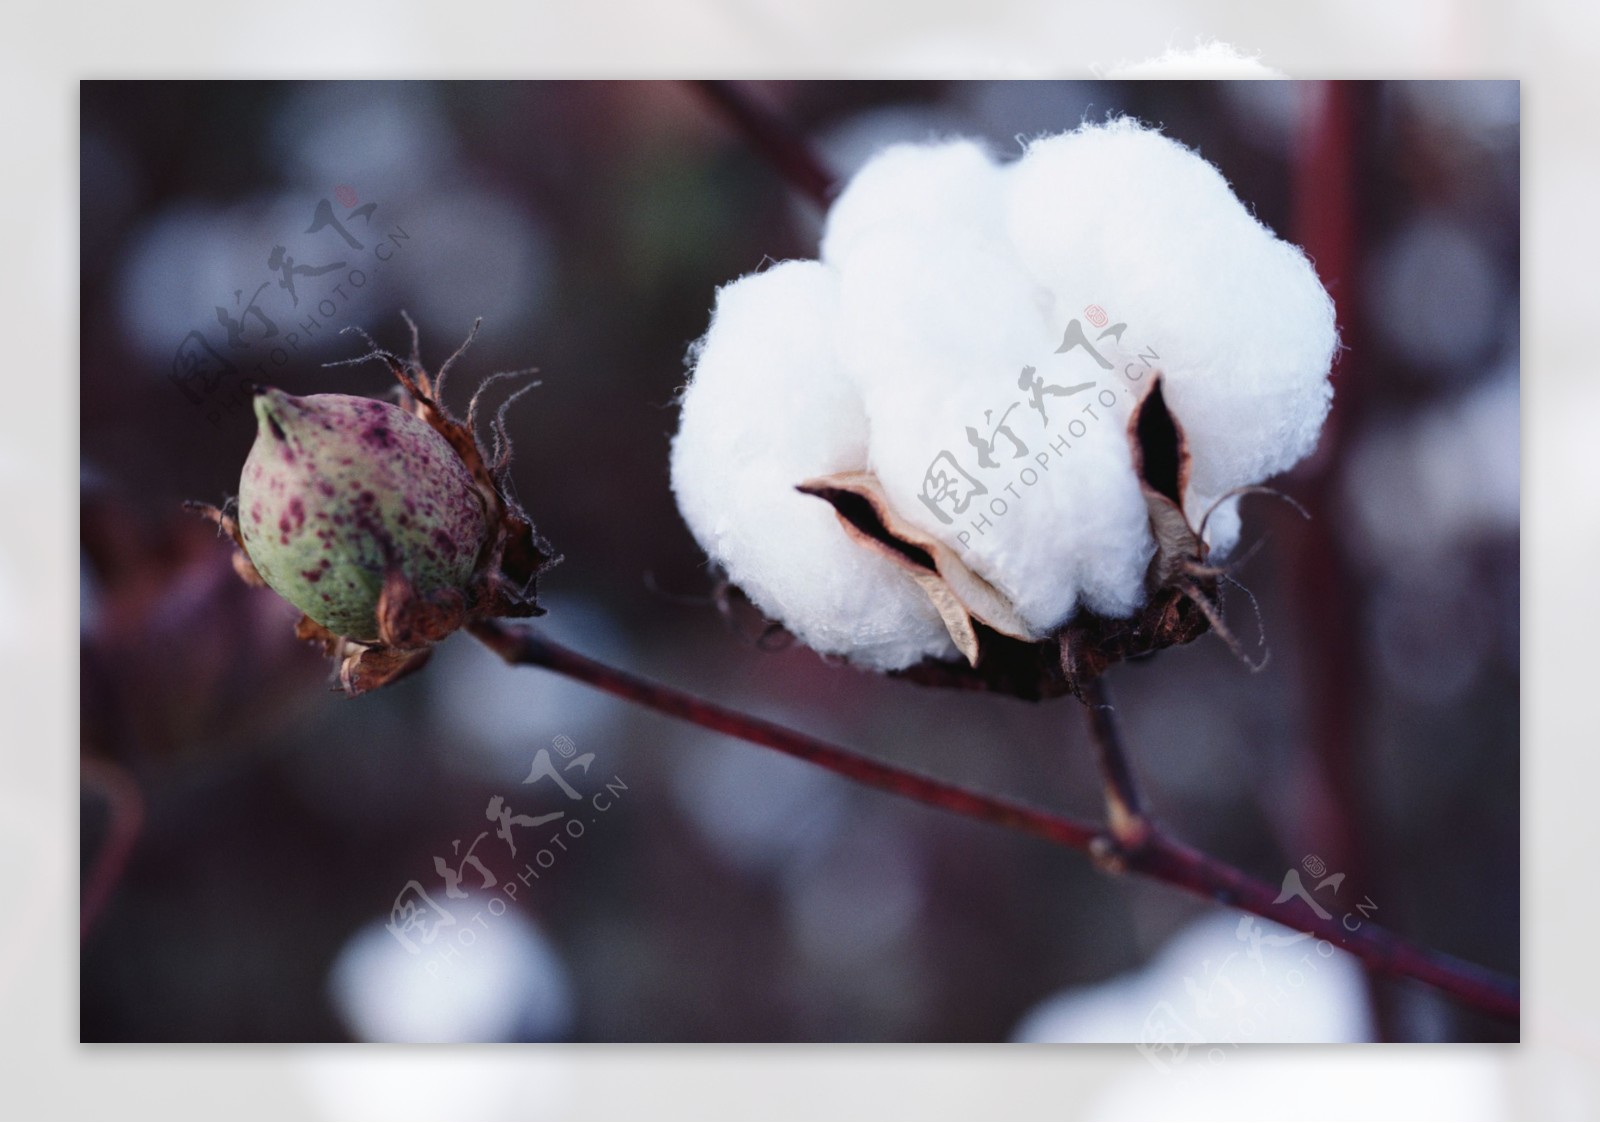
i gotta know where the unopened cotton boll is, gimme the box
[671,119,1336,674]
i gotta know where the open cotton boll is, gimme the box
[673,116,1334,678]
[671,260,957,670]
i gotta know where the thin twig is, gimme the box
[468,620,1098,851]
[468,620,1519,1023]
[692,81,838,210]
[1078,676,1149,852]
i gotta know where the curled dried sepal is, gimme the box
[888,583,1215,702]
[346,315,561,626]
[183,499,267,589]
[189,317,560,697]
[294,614,434,695]
[798,471,1033,665]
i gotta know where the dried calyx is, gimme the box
[188,318,559,695]
[798,376,1274,700]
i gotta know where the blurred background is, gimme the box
[78,80,1518,1044]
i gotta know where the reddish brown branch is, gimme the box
[469,620,1518,1023]
[1079,676,1149,849]
[693,81,838,210]
[469,620,1098,851]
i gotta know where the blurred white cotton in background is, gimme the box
[115,189,423,378]
[1343,369,1520,571]
[119,83,551,386]
[1012,910,1372,1044]
[327,908,574,1043]
[1342,369,1518,702]
[271,81,457,193]
[428,592,632,781]
[117,198,302,365]
[1369,558,1496,704]
[780,816,932,1036]
[401,183,553,330]
[1368,216,1503,377]
[668,736,850,881]
[781,817,925,971]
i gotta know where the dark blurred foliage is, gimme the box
[79,80,1518,1042]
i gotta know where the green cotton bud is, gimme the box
[191,319,557,695]
[237,387,489,642]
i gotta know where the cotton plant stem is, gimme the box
[693,81,838,210]
[1078,676,1149,851]
[468,621,1519,1023]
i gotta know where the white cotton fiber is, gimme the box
[672,260,958,669]
[671,119,1336,670]
[835,225,1152,629]
[1005,119,1336,552]
[819,138,1006,269]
